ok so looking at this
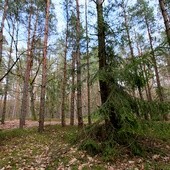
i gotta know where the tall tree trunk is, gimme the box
[61,0,69,127]
[159,0,170,46]
[20,2,33,128]
[145,16,168,120]
[30,85,36,120]
[96,1,108,106]
[12,83,20,118]
[38,0,50,132]
[1,22,14,124]
[145,16,164,102]
[0,0,8,65]
[30,59,42,121]
[29,9,39,121]
[85,0,91,125]
[76,0,83,127]
[70,52,76,126]
[96,0,119,129]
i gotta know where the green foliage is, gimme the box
[139,121,170,141]
[100,138,119,161]
[76,120,170,162]
[116,130,144,156]
[138,100,170,120]
[80,139,101,156]
[78,121,143,157]
[0,128,28,142]
[65,131,78,144]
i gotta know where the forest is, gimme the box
[0,0,170,169]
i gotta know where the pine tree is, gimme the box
[76,0,83,127]
[0,0,8,65]
[159,0,170,46]
[61,0,69,127]
[38,0,50,132]
[85,0,91,125]
[20,0,33,128]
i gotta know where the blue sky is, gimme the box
[1,0,162,51]
[52,0,138,33]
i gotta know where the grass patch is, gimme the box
[0,128,32,143]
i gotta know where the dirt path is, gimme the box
[0,120,60,130]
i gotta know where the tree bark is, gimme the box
[29,9,39,121]
[1,21,14,124]
[0,0,8,65]
[30,85,37,120]
[159,0,170,46]
[145,16,164,102]
[38,0,50,132]
[85,0,91,125]
[144,15,168,120]
[96,1,107,104]
[76,0,83,127]
[61,0,69,127]
[96,1,120,129]
[70,52,76,126]
[30,59,42,121]
[20,2,33,128]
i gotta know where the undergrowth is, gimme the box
[0,128,31,143]
[76,120,170,161]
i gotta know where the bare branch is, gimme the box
[0,50,27,82]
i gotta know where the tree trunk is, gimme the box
[159,0,170,46]
[158,1,170,120]
[0,0,8,65]
[96,1,120,129]
[20,2,33,128]
[29,9,39,121]
[1,23,14,124]
[85,0,91,125]
[30,61,41,121]
[145,16,164,102]
[70,52,76,126]
[145,16,168,120]
[38,0,50,132]
[61,0,69,127]
[30,85,37,121]
[96,1,107,104]
[76,0,83,127]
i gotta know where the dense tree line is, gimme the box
[0,0,169,132]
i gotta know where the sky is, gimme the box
[52,0,91,33]
[1,0,162,52]
[52,0,137,33]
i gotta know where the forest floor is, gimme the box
[0,120,170,170]
[0,119,60,130]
